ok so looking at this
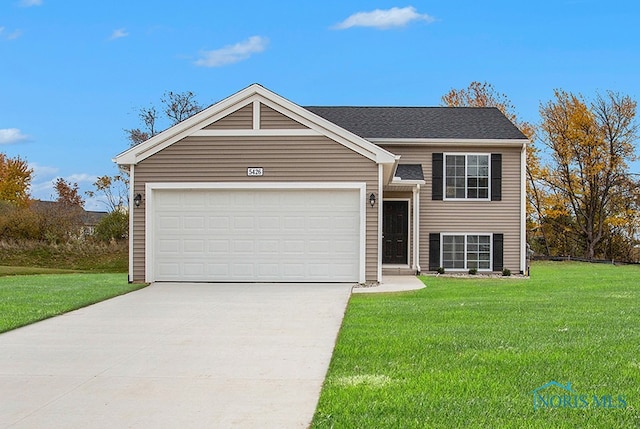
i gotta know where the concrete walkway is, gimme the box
[0,283,352,429]
[353,275,426,294]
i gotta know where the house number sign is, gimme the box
[247,167,264,177]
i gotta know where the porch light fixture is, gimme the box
[133,193,142,208]
[369,192,376,207]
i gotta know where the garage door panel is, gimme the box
[152,188,361,282]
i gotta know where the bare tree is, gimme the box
[125,91,202,147]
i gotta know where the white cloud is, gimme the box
[194,36,268,68]
[65,173,97,184]
[109,28,129,40]
[0,27,22,41]
[0,128,29,144]
[29,162,59,179]
[18,0,42,7]
[333,6,434,30]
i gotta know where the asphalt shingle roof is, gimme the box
[395,164,425,181]
[304,106,527,140]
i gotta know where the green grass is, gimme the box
[312,262,640,428]
[0,265,79,276]
[0,240,128,272]
[0,273,145,333]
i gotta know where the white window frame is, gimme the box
[440,233,493,271]
[443,153,491,201]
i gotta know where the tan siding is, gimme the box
[380,145,523,273]
[260,104,307,129]
[133,135,379,282]
[204,104,253,129]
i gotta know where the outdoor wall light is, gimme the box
[369,192,376,207]
[134,193,142,207]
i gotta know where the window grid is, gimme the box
[442,234,491,270]
[445,154,490,200]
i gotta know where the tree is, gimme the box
[54,178,84,208]
[0,152,33,207]
[94,210,128,242]
[126,91,202,146]
[86,174,129,212]
[539,90,638,259]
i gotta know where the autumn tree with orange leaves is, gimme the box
[539,90,638,260]
[0,152,33,207]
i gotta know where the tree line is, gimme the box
[0,156,128,244]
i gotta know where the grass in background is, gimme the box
[0,266,78,276]
[312,262,640,428]
[0,273,145,333]
[0,240,127,272]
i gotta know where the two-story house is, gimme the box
[114,84,527,284]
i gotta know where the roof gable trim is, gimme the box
[114,84,397,166]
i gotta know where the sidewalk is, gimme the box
[353,275,425,294]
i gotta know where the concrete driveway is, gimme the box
[0,282,353,428]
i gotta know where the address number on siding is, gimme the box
[247,167,264,176]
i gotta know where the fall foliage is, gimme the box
[0,152,33,207]
[538,90,638,259]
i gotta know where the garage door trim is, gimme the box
[145,182,367,283]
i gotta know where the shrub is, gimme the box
[94,210,128,242]
[502,268,512,276]
[468,268,478,275]
[437,267,445,274]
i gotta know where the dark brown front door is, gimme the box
[383,201,408,264]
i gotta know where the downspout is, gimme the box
[520,143,527,274]
[377,163,383,283]
[413,184,421,274]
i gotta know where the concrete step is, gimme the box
[382,265,417,276]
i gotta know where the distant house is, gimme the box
[30,200,108,237]
[114,84,527,284]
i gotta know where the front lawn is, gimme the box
[0,273,145,333]
[312,262,640,428]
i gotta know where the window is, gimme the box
[442,234,491,270]
[445,154,489,199]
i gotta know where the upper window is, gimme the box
[445,154,489,200]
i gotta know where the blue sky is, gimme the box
[2,0,639,210]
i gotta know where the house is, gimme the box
[114,84,527,284]
[30,200,109,237]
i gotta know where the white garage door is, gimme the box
[150,187,363,282]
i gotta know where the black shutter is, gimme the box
[493,233,504,272]
[432,153,443,200]
[491,153,502,201]
[429,233,441,271]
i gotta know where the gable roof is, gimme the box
[114,84,398,168]
[304,106,527,140]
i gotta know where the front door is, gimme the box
[383,201,408,264]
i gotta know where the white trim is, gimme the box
[128,164,135,283]
[252,100,260,130]
[442,153,491,202]
[371,138,528,146]
[144,181,367,284]
[382,198,411,268]
[520,144,527,273]
[191,129,322,137]
[115,84,397,168]
[440,233,493,272]
[413,184,421,273]
[377,163,383,283]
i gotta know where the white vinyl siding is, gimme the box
[445,154,489,200]
[442,234,492,271]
